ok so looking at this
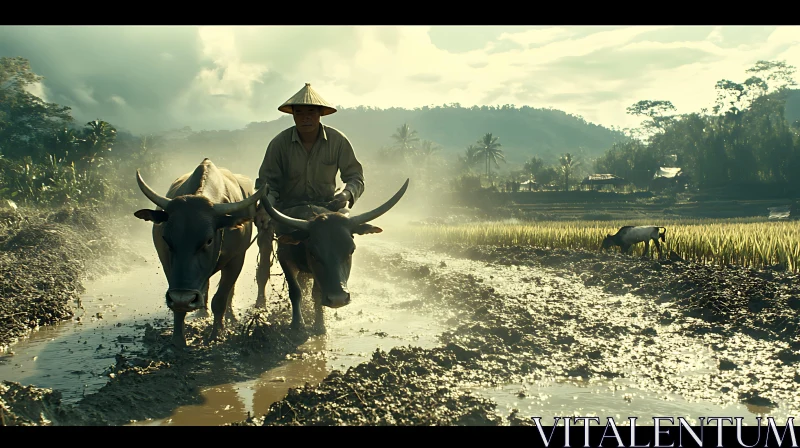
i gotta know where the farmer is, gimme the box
[254,82,365,226]
[251,83,366,306]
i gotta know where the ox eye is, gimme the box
[206,238,213,247]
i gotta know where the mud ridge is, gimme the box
[223,241,800,425]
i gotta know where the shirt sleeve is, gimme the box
[256,138,282,206]
[337,135,365,208]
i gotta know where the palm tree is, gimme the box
[560,152,581,191]
[417,139,441,160]
[391,123,420,161]
[474,133,505,186]
[80,119,117,165]
[456,144,480,175]
[523,156,544,181]
[410,139,441,189]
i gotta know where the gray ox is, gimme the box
[260,178,410,335]
[601,225,667,259]
[133,159,267,347]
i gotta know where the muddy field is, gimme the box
[1,204,800,426]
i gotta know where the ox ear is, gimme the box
[277,230,309,245]
[134,209,169,224]
[352,223,383,235]
[216,214,252,231]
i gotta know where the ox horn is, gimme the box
[261,193,311,232]
[136,170,171,210]
[349,178,409,227]
[212,182,268,216]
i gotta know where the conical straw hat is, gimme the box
[278,83,337,116]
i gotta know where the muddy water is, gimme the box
[364,234,797,425]
[0,226,452,425]
[1,221,793,426]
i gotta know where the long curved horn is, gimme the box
[212,182,268,216]
[261,193,311,231]
[137,170,170,210]
[349,178,409,227]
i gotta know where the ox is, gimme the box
[601,225,667,259]
[133,159,266,347]
[260,178,409,335]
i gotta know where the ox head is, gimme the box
[133,170,266,313]
[263,179,410,309]
[601,234,615,251]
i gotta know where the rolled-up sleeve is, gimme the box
[337,136,364,207]
[256,139,282,206]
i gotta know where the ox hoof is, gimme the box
[290,320,305,334]
[170,336,188,350]
[204,333,219,345]
[255,296,267,309]
[205,327,224,345]
[310,323,327,336]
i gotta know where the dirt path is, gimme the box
[2,211,799,426]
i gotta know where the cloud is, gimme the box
[1,25,798,135]
[497,26,576,48]
[72,85,98,105]
[23,81,47,101]
[109,94,127,106]
[707,26,724,44]
[407,73,441,83]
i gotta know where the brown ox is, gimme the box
[260,178,409,335]
[133,159,266,347]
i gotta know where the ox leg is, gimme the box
[255,223,274,309]
[172,311,188,348]
[225,284,237,324]
[653,239,663,260]
[311,280,326,336]
[621,244,631,255]
[206,255,245,344]
[643,240,650,258]
[280,258,305,332]
[195,281,211,319]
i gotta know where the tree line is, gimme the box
[2,54,798,211]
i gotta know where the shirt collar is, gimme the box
[291,124,328,143]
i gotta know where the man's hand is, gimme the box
[254,207,270,230]
[328,189,352,211]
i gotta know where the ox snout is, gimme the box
[166,289,205,312]
[322,288,351,309]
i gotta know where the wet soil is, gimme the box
[0,206,140,352]
[2,207,799,426]
[228,239,800,426]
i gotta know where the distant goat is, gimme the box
[601,226,667,258]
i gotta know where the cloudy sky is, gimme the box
[2,25,798,135]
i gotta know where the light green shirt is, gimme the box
[255,124,365,209]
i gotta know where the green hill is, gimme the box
[158,104,627,173]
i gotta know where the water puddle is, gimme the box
[463,378,795,426]
[0,228,451,425]
[2,227,797,426]
[362,237,800,425]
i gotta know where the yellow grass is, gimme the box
[409,218,800,273]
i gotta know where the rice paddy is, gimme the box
[409,217,800,272]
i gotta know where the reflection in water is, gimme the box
[463,378,795,427]
[133,337,332,426]
[4,232,797,426]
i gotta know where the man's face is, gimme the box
[293,106,321,131]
